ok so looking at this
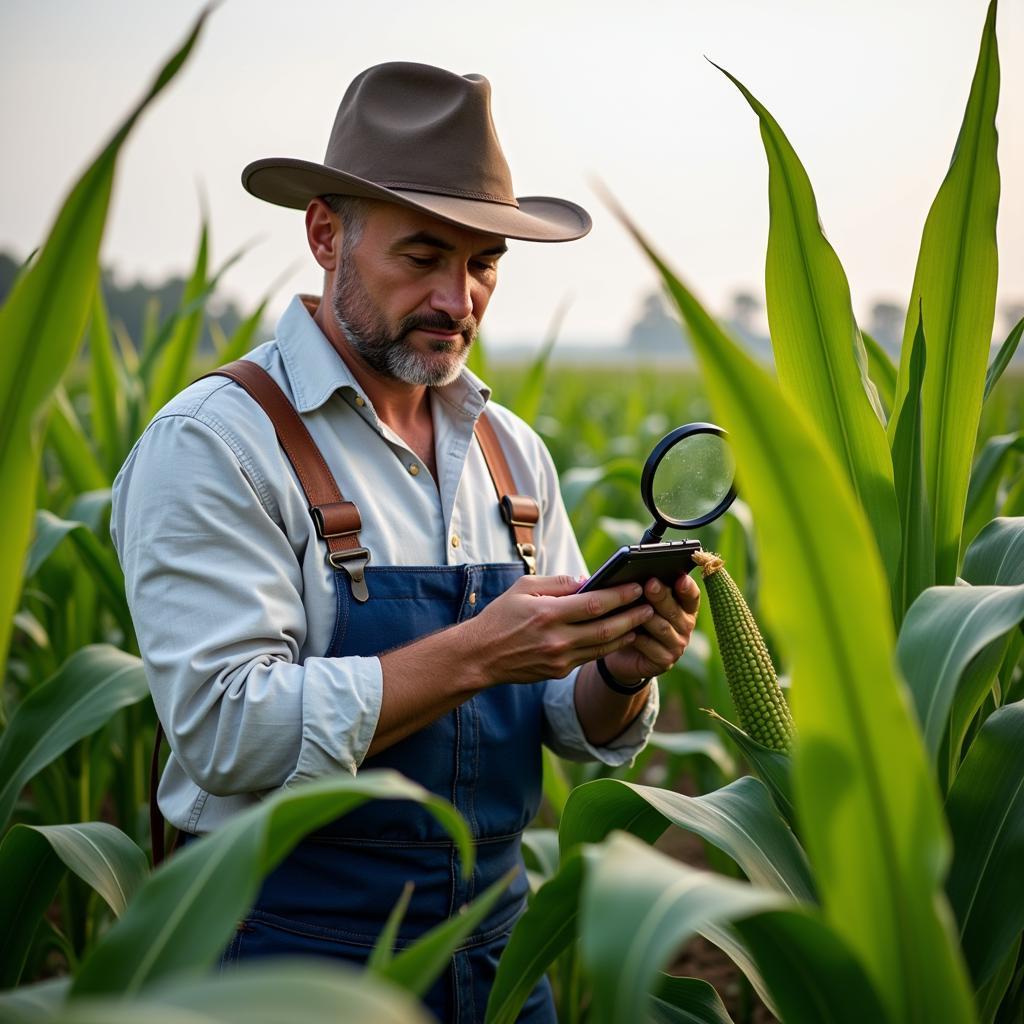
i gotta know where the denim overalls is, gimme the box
[185,361,557,1023]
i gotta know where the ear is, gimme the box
[305,198,340,272]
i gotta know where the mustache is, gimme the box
[398,312,478,339]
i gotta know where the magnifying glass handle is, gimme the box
[639,522,666,546]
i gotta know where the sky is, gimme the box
[1,0,1021,349]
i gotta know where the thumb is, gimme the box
[515,573,586,597]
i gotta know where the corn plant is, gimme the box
[489,4,1024,1022]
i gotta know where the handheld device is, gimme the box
[577,540,701,595]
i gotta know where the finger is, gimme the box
[516,573,588,598]
[674,571,701,614]
[572,601,654,647]
[643,577,688,629]
[560,582,647,624]
[631,631,680,673]
[640,610,682,647]
[572,630,641,667]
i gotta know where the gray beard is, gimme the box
[331,262,476,387]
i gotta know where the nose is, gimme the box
[430,266,474,323]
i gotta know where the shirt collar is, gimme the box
[274,294,492,418]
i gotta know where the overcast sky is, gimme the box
[2,0,1021,347]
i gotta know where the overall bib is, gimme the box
[169,361,556,1023]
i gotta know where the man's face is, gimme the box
[330,201,507,387]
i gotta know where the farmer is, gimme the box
[110,61,699,1022]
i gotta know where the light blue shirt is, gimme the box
[110,295,657,833]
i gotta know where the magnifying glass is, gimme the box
[639,423,737,544]
[578,422,737,595]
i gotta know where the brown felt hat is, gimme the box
[242,62,591,243]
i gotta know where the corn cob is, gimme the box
[692,550,795,753]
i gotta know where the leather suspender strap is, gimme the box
[200,360,371,603]
[474,411,540,574]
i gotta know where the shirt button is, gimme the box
[355,396,366,407]
[451,535,460,549]
[468,591,477,606]
[408,463,420,476]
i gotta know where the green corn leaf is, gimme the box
[706,711,796,828]
[213,294,271,364]
[962,516,1024,585]
[0,6,208,674]
[718,64,900,580]
[512,297,568,426]
[51,962,433,1024]
[520,827,560,884]
[467,330,491,382]
[367,880,414,973]
[0,821,148,985]
[88,287,128,476]
[46,389,109,493]
[608,204,974,1023]
[0,645,149,834]
[974,936,1021,1024]
[71,770,471,996]
[541,747,571,819]
[733,909,890,1024]
[0,977,70,1021]
[377,869,514,997]
[559,776,815,902]
[861,330,898,420]
[648,974,735,1024]
[890,313,935,620]
[485,846,585,1024]
[945,701,1024,987]
[888,0,1001,585]
[644,729,736,779]
[898,584,1024,763]
[963,436,1024,550]
[984,315,1024,402]
[580,833,786,1024]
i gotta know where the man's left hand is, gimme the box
[600,572,700,684]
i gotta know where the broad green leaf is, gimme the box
[609,207,974,1022]
[645,729,736,779]
[898,584,1024,759]
[486,846,584,1024]
[560,459,641,518]
[71,770,471,995]
[706,711,796,828]
[0,977,70,1022]
[541,747,571,819]
[580,833,785,1024]
[32,822,148,916]
[888,0,1001,585]
[890,313,935,620]
[0,6,207,672]
[962,517,1024,587]
[975,936,1021,1024]
[378,868,514,997]
[559,776,815,902]
[53,962,433,1024]
[47,389,109,492]
[88,287,128,476]
[963,435,1024,549]
[213,294,271,364]
[0,645,149,834]
[521,827,560,884]
[733,909,890,1024]
[695,920,777,1015]
[861,330,897,420]
[945,700,1024,987]
[719,65,900,578]
[984,315,1024,402]
[0,826,67,987]
[648,974,735,1024]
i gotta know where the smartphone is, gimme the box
[577,540,701,596]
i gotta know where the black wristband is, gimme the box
[596,657,651,695]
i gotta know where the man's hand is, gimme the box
[600,571,700,685]
[463,574,656,687]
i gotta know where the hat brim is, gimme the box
[242,158,591,243]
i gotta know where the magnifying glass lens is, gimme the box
[652,432,735,524]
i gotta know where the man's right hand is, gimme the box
[462,574,656,687]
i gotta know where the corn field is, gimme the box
[3,4,1024,1022]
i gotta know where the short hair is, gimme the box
[320,194,367,256]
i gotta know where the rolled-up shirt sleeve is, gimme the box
[110,413,382,796]
[527,427,659,766]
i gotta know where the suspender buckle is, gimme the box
[328,547,371,603]
[501,495,540,528]
[516,542,537,576]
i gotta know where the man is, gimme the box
[111,62,699,1022]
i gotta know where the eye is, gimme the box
[405,254,437,268]
[471,260,498,274]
